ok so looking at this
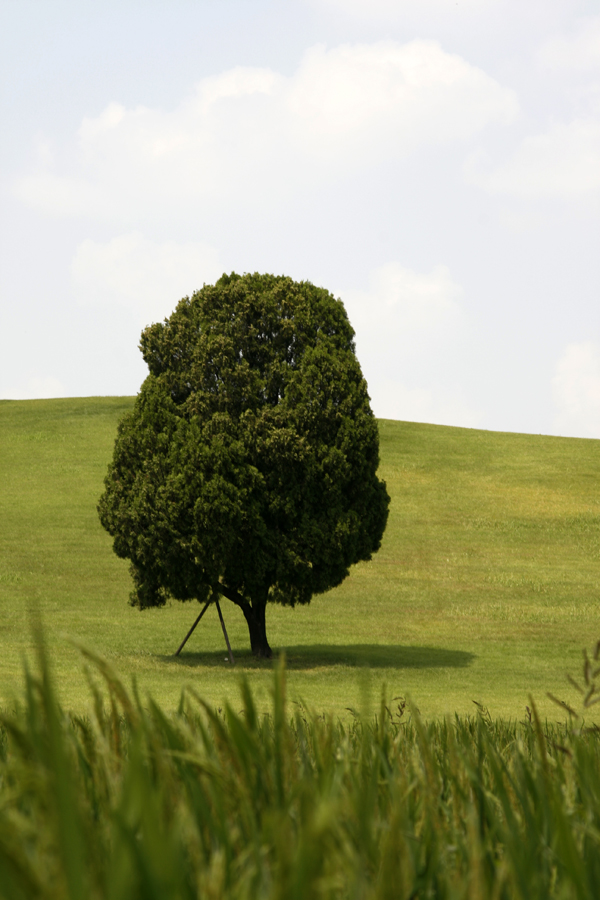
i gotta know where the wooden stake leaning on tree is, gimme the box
[216,598,236,665]
[175,601,210,656]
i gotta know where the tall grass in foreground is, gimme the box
[2,644,600,899]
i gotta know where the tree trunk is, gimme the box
[242,597,272,659]
[217,583,273,659]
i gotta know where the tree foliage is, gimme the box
[98,273,389,656]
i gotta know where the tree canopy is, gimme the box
[98,272,390,657]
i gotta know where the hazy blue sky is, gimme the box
[1,0,599,437]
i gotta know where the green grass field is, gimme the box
[1,396,599,718]
[4,647,600,900]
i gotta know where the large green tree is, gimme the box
[98,273,390,657]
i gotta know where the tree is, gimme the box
[98,273,390,658]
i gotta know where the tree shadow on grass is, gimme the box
[161,644,475,670]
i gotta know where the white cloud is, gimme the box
[287,41,517,164]
[194,66,283,111]
[71,233,221,322]
[0,376,65,401]
[339,262,479,426]
[15,174,111,218]
[465,118,600,197]
[553,341,600,438]
[15,40,517,222]
[369,379,480,427]
[343,260,465,351]
[537,17,600,71]
[79,101,127,141]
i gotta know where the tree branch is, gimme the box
[217,582,250,612]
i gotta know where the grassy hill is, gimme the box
[1,396,599,718]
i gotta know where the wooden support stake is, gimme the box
[216,598,236,666]
[175,601,210,656]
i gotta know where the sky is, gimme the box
[1,0,599,438]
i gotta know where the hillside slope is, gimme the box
[1,397,598,717]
